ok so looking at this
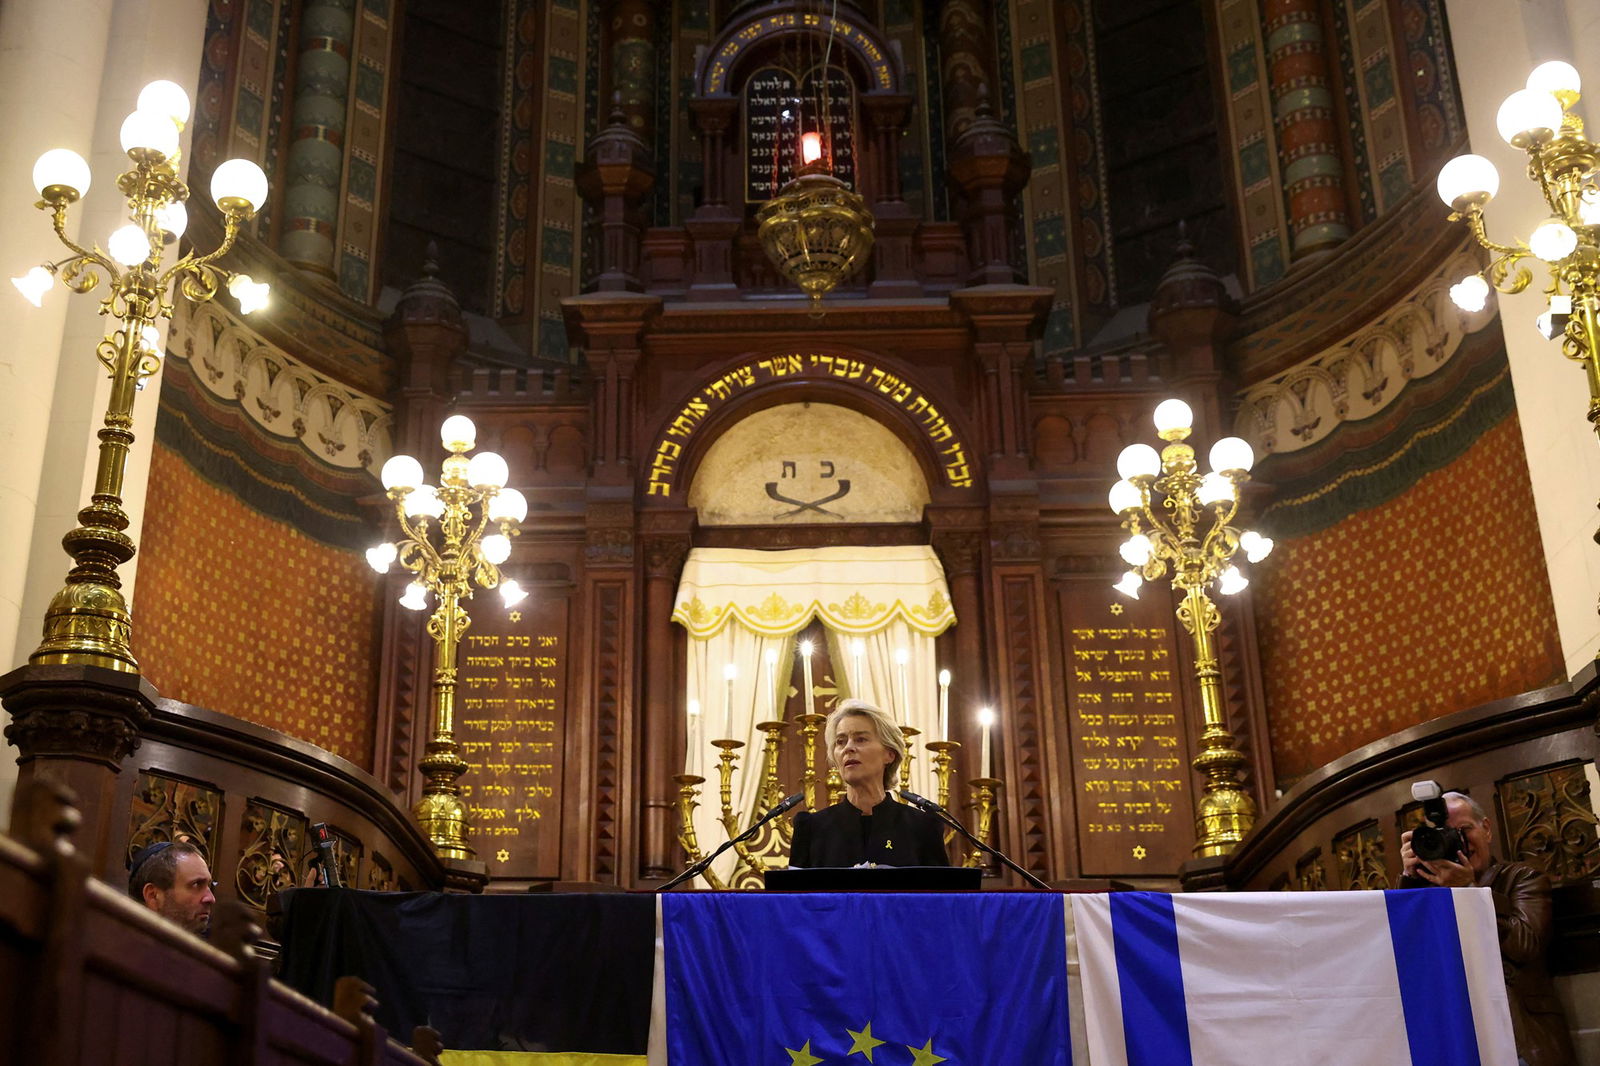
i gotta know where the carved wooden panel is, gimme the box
[236,799,308,911]
[1295,847,1327,891]
[1333,819,1388,890]
[368,849,397,891]
[592,581,626,881]
[999,574,1050,877]
[1498,762,1600,886]
[126,770,222,866]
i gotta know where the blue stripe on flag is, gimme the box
[1385,889,1481,1066]
[1110,892,1193,1066]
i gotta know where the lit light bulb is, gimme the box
[365,543,397,573]
[210,158,269,215]
[139,325,161,351]
[399,582,429,611]
[801,131,823,164]
[1108,479,1142,515]
[724,662,738,681]
[1496,88,1563,147]
[1198,472,1234,506]
[108,224,152,266]
[11,265,54,307]
[1217,566,1249,595]
[440,413,477,451]
[488,487,528,524]
[1112,570,1143,599]
[227,273,270,314]
[1449,275,1490,312]
[481,533,512,565]
[1529,217,1578,262]
[381,454,423,491]
[1238,530,1275,563]
[467,450,509,489]
[500,579,527,607]
[137,80,192,125]
[1119,534,1153,567]
[119,108,180,159]
[1435,154,1499,209]
[1117,443,1161,480]
[1525,61,1580,101]
[1152,398,1193,435]
[32,148,92,201]
[1208,436,1255,475]
[155,200,188,238]
[403,484,444,519]
[1580,187,1600,226]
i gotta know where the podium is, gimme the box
[763,865,980,891]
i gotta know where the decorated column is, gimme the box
[1263,0,1351,258]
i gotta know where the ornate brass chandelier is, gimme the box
[755,2,873,308]
[1438,62,1600,434]
[1108,399,1275,857]
[14,80,270,673]
[367,415,528,861]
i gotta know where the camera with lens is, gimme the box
[1409,780,1468,863]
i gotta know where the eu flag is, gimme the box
[659,893,1070,1065]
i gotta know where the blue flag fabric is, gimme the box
[659,892,1071,1066]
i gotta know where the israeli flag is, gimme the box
[1070,889,1517,1066]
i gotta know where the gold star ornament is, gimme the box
[1132,844,1147,860]
[907,1038,947,1066]
[847,1022,886,1061]
[496,849,510,863]
[509,609,523,623]
[1109,602,1125,615]
[786,1039,824,1066]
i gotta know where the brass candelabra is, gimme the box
[367,414,528,861]
[1109,398,1274,857]
[13,81,271,673]
[1438,62,1600,462]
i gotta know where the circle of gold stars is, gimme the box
[786,1023,946,1066]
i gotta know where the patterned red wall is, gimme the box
[133,443,380,768]
[1256,415,1563,784]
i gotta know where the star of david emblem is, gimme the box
[509,610,523,623]
[496,849,510,863]
[1109,602,1125,615]
[1132,844,1147,860]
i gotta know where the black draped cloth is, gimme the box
[276,888,656,1053]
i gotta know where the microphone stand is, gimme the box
[904,792,1052,891]
[660,794,801,892]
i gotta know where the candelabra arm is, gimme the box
[45,202,116,292]
[1526,144,1564,217]
[671,775,728,890]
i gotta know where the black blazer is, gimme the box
[789,796,951,868]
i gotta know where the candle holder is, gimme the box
[826,767,844,805]
[672,773,726,890]
[964,777,1001,870]
[795,712,827,810]
[924,740,961,846]
[755,721,791,826]
[712,738,745,839]
[898,726,919,791]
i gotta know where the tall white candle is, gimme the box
[765,647,779,718]
[938,669,951,742]
[851,638,865,694]
[723,662,737,738]
[687,698,701,767]
[895,647,909,719]
[978,706,996,778]
[800,640,815,714]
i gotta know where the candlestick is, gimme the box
[895,647,909,719]
[765,647,779,719]
[938,669,951,742]
[978,706,995,779]
[687,698,702,768]
[851,638,864,694]
[723,662,737,739]
[800,639,815,713]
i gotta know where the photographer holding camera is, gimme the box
[1400,782,1575,1066]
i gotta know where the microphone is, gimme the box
[898,789,1052,891]
[310,822,344,888]
[659,792,805,891]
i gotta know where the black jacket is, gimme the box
[789,796,951,868]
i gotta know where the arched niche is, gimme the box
[686,402,931,525]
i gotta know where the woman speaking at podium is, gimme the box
[789,699,950,868]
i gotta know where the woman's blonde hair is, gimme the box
[825,698,907,789]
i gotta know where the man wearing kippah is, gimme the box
[127,841,216,937]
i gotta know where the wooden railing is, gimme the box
[0,777,444,1066]
[1191,665,1600,972]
